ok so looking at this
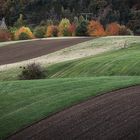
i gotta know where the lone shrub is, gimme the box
[19,63,46,80]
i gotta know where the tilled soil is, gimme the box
[0,38,91,65]
[7,86,140,140]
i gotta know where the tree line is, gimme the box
[0,0,140,34]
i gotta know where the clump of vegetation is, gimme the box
[0,29,11,42]
[34,26,46,38]
[18,32,31,40]
[46,25,58,37]
[119,25,133,35]
[15,26,34,40]
[19,63,46,80]
[106,22,120,35]
[88,20,106,37]
[76,20,88,36]
[58,18,71,36]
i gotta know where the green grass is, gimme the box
[0,76,140,139]
[0,42,140,81]
[47,43,140,78]
[0,37,140,139]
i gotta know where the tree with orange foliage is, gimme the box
[15,26,34,40]
[106,22,120,35]
[46,25,58,37]
[88,20,106,37]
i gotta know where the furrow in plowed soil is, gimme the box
[7,86,140,140]
[0,38,91,65]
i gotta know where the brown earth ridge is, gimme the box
[0,38,92,65]
[7,86,140,140]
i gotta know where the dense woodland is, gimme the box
[0,1,140,25]
[0,0,140,38]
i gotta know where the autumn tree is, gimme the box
[15,26,34,40]
[68,23,76,36]
[106,22,120,35]
[46,25,58,37]
[58,18,71,36]
[88,20,106,37]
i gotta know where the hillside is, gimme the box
[0,36,140,81]
[47,43,140,77]
[1,76,140,139]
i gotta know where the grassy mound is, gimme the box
[0,76,140,139]
[47,43,140,78]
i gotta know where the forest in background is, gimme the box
[0,0,140,38]
[0,0,140,32]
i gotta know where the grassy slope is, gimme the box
[0,37,140,139]
[1,43,140,81]
[1,76,140,139]
[47,43,140,78]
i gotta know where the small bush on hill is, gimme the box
[34,26,46,38]
[15,26,34,40]
[0,29,11,42]
[19,63,46,80]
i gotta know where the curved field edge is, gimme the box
[47,43,140,78]
[0,42,140,81]
[0,36,140,72]
[0,76,140,139]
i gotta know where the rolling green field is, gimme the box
[0,37,140,139]
[48,43,140,78]
[1,76,140,139]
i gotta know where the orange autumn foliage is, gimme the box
[15,26,34,40]
[106,22,120,35]
[88,20,106,37]
[46,25,58,37]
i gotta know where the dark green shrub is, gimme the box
[19,63,46,80]
[34,26,46,38]
[18,32,31,40]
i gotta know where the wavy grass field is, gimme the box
[47,43,140,78]
[1,76,140,139]
[0,37,140,139]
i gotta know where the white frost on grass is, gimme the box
[0,36,140,71]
